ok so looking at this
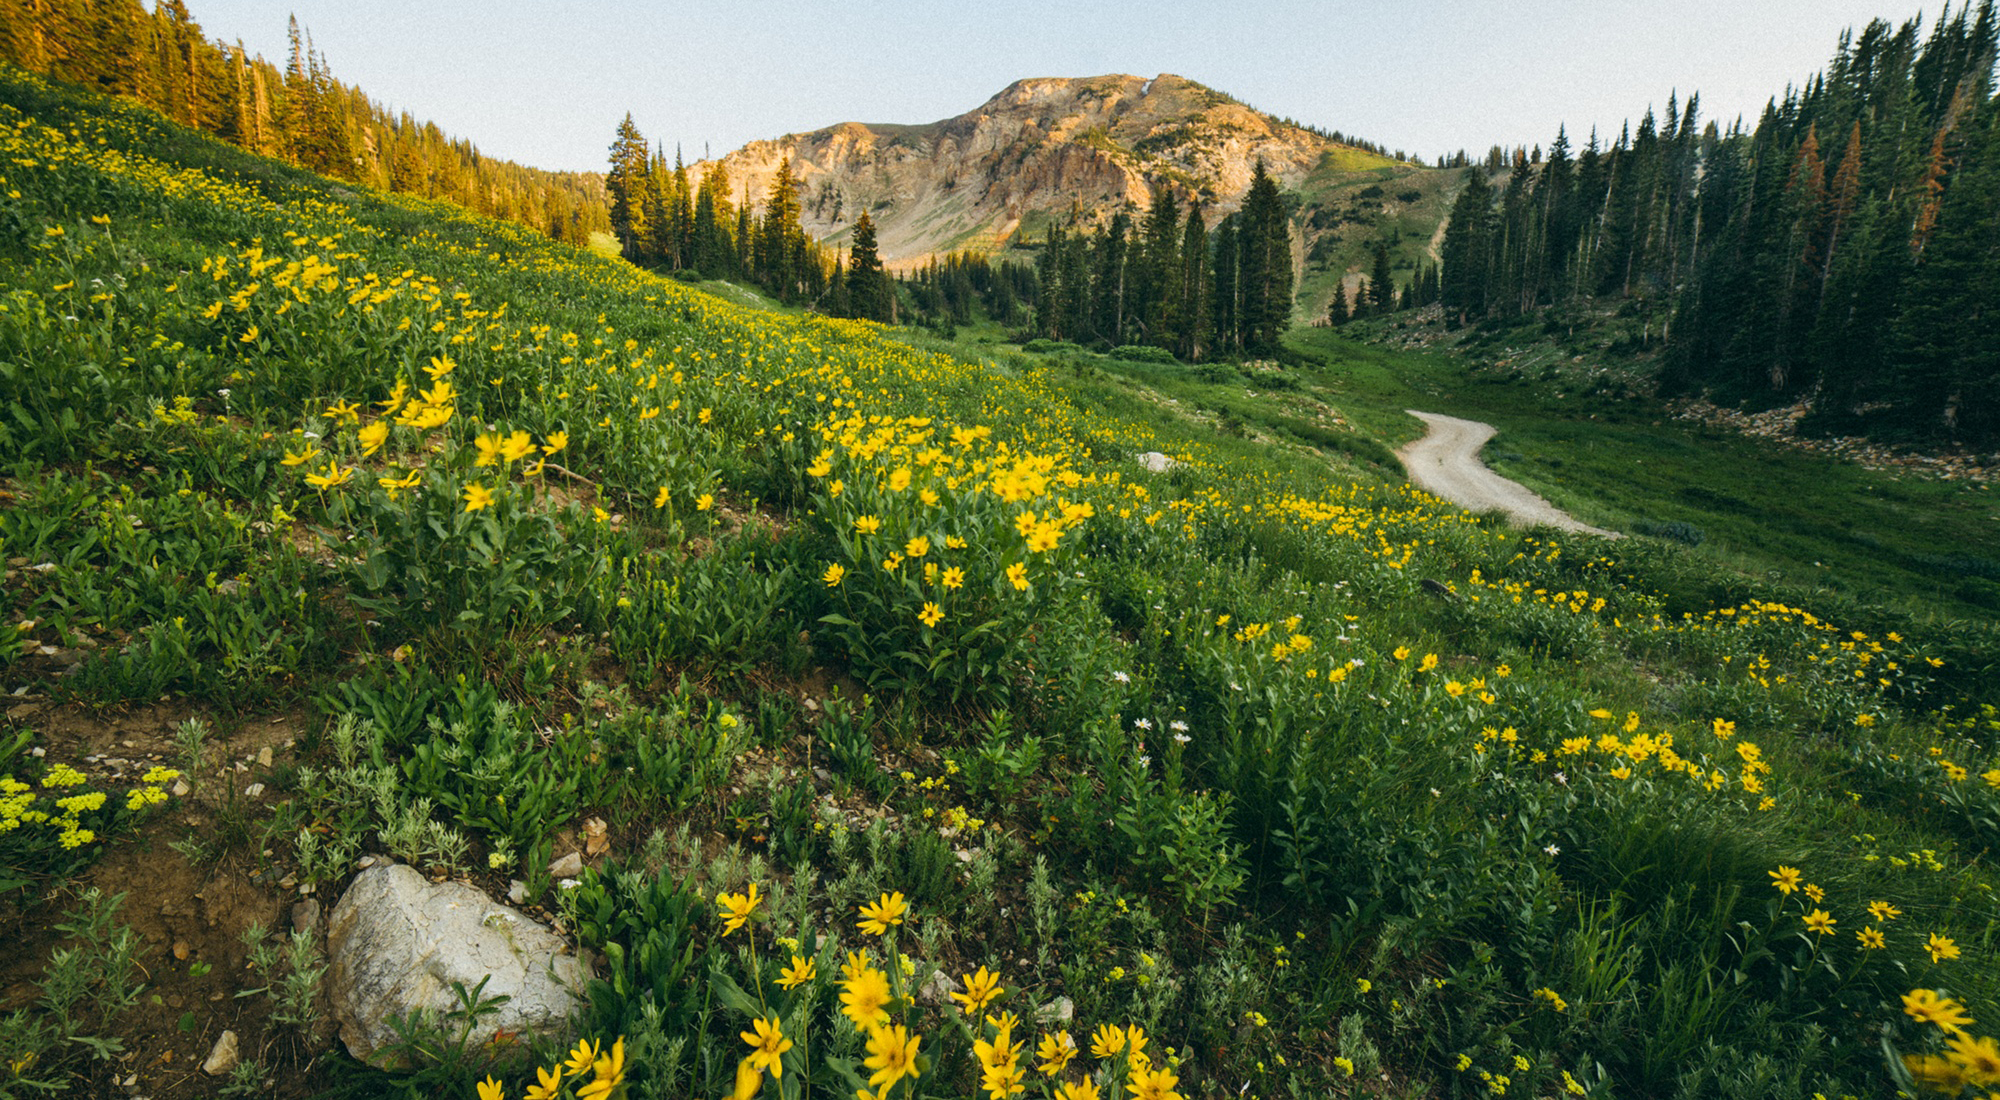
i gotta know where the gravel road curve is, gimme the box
[1396,410,1619,538]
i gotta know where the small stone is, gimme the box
[256,747,273,768]
[1036,996,1075,1024]
[278,874,298,890]
[201,1030,239,1076]
[507,880,527,904]
[172,941,189,961]
[356,855,377,870]
[547,851,583,879]
[916,968,961,1007]
[244,783,265,798]
[292,899,323,937]
[122,740,136,749]
[171,779,190,797]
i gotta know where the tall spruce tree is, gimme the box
[845,210,891,321]
[1237,160,1294,353]
[606,114,651,257]
[1439,168,1493,319]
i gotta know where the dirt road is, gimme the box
[1397,411,1619,537]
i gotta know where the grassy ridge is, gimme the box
[3,65,1999,1100]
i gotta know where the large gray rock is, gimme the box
[325,863,586,1064]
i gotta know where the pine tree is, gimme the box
[1236,160,1293,353]
[758,158,805,298]
[1177,204,1210,360]
[692,163,735,276]
[1036,226,1065,339]
[1208,214,1239,355]
[1369,242,1395,312]
[605,114,651,258]
[1091,210,1131,344]
[1439,168,1493,320]
[845,210,891,322]
[1888,102,2000,445]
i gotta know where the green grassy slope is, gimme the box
[2,65,1998,1100]
[1292,160,1463,324]
[1284,320,2000,625]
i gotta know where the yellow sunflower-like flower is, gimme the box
[777,954,816,990]
[858,891,909,935]
[951,965,1003,1015]
[1124,1064,1180,1100]
[740,1016,792,1079]
[863,1023,921,1090]
[523,1063,563,1100]
[839,957,893,1029]
[1946,1031,2000,1087]
[561,1037,600,1076]
[1903,988,1975,1033]
[716,883,761,935]
[1035,1030,1078,1076]
[577,1037,625,1100]
[305,461,353,489]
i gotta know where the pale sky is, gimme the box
[185,1,1933,173]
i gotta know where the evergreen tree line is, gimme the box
[1433,3,2000,448]
[897,250,1036,332]
[606,116,854,309]
[1325,241,1440,326]
[0,0,611,246]
[608,115,1060,328]
[1034,160,1294,361]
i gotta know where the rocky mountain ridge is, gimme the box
[689,73,1398,265]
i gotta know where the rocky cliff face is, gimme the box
[690,74,1388,266]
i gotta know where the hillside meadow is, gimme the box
[3,65,2000,1100]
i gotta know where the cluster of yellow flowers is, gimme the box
[708,884,1187,1100]
[476,1036,626,1100]
[1,762,179,851]
[1769,865,1959,962]
[1898,989,2000,1094]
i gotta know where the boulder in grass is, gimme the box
[325,863,586,1064]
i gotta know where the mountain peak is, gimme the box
[686,74,1364,265]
